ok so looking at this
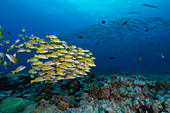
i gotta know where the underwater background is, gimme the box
[0,0,170,113]
[0,0,170,72]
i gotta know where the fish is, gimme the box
[46,35,57,39]
[85,61,96,66]
[3,61,8,69]
[101,20,106,24]
[11,65,26,75]
[14,39,20,44]
[122,17,133,25]
[31,61,43,66]
[127,12,140,14]
[139,57,142,61]
[0,52,5,61]
[28,69,37,74]
[43,61,55,66]
[16,48,26,53]
[0,42,4,48]
[7,32,12,35]
[161,53,164,59]
[22,28,26,32]
[27,57,39,63]
[3,39,10,44]
[142,4,157,8]
[41,65,54,71]
[1,30,96,83]
[7,44,15,52]
[5,54,17,64]
[34,54,48,59]
[78,36,83,38]
[31,77,46,84]
[109,57,115,59]
[0,34,5,39]
[15,43,24,48]
[18,33,23,38]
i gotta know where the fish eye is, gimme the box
[43,77,46,80]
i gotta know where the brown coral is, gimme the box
[57,101,69,111]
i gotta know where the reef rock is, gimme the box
[23,99,58,113]
[0,98,34,113]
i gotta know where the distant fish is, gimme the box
[0,52,5,61]
[122,17,133,25]
[139,57,142,61]
[142,4,157,8]
[101,20,106,24]
[95,42,99,46]
[3,61,8,69]
[133,57,142,61]
[127,12,140,14]
[7,32,12,35]
[22,28,26,32]
[109,57,115,59]
[161,53,164,59]
[78,36,83,38]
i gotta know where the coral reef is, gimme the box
[0,71,169,113]
[0,98,34,113]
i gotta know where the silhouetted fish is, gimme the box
[101,20,106,24]
[142,4,157,8]
[122,17,133,25]
[7,32,12,35]
[78,36,83,38]
[127,12,140,14]
[109,57,115,59]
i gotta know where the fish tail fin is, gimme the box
[0,45,3,48]
[30,80,35,84]
[46,35,49,38]
[7,49,9,52]
[27,59,30,63]
[3,40,6,44]
[34,54,37,57]
[11,71,15,75]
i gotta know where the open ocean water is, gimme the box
[0,0,170,113]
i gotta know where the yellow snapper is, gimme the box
[7,44,15,52]
[41,65,54,71]
[16,48,26,53]
[0,52,5,61]
[3,61,8,69]
[27,57,39,63]
[31,61,43,66]
[34,54,48,59]
[43,61,55,65]
[11,65,26,75]
[31,77,46,84]
[22,28,26,32]
[46,35,57,39]
[3,39,10,44]
[0,34,5,39]
[6,54,17,64]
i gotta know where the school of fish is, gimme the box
[0,26,96,84]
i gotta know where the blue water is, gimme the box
[0,0,170,72]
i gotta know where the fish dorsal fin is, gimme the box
[13,53,16,57]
